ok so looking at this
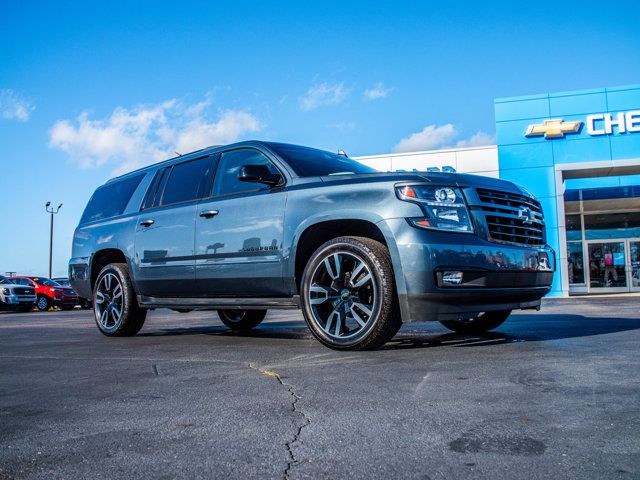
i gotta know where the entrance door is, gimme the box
[629,240,640,291]
[587,241,627,292]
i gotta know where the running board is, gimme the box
[137,295,301,310]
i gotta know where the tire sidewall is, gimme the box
[93,263,142,336]
[300,239,386,349]
[37,295,49,311]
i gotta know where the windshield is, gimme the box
[54,279,71,287]
[33,277,61,287]
[268,143,377,177]
[0,275,13,285]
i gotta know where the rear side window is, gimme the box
[160,157,211,206]
[81,174,144,224]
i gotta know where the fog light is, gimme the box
[442,271,463,285]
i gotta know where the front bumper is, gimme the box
[52,295,79,306]
[1,295,37,306]
[383,218,555,322]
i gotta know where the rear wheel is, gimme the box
[300,236,401,350]
[36,295,50,311]
[440,310,511,334]
[218,309,266,331]
[93,263,147,336]
[79,298,92,310]
[61,305,75,311]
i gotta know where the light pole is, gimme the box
[45,202,63,278]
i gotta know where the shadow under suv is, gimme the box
[70,141,554,350]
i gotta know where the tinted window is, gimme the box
[212,149,279,197]
[584,212,640,240]
[81,174,145,224]
[33,277,60,287]
[161,157,211,206]
[0,275,12,285]
[268,143,376,177]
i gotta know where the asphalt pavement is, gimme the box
[1,297,639,479]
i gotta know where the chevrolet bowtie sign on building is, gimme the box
[356,84,640,299]
[525,111,640,139]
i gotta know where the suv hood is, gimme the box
[318,172,531,197]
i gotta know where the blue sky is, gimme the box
[1,0,639,277]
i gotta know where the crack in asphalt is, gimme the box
[249,363,310,480]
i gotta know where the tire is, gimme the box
[79,299,92,310]
[61,305,75,311]
[300,236,401,350]
[218,309,266,331]
[36,295,50,311]
[93,263,147,336]
[440,310,512,334]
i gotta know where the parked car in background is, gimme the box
[9,276,79,311]
[53,277,92,309]
[70,140,554,350]
[0,275,36,312]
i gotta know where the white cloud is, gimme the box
[0,89,34,122]
[455,131,496,148]
[299,82,349,111]
[363,82,393,100]
[393,124,497,153]
[393,124,457,153]
[49,99,262,173]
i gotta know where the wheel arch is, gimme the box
[90,248,129,292]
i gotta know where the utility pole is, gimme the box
[45,202,63,278]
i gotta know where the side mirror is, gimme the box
[239,165,283,186]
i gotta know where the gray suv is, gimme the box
[70,141,554,350]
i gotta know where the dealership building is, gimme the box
[356,84,640,298]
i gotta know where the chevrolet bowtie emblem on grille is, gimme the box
[518,206,536,225]
[525,119,583,139]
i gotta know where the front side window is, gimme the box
[160,157,211,206]
[212,149,279,197]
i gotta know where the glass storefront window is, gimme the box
[567,242,585,284]
[584,212,640,240]
[588,242,627,288]
[565,214,582,241]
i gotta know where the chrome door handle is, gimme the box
[199,210,219,218]
[140,219,155,227]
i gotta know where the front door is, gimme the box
[195,148,287,297]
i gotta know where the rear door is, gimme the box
[133,156,214,297]
[195,148,287,297]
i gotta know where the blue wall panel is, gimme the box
[549,91,607,117]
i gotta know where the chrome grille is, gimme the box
[476,188,545,247]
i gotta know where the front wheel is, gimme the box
[218,309,266,331]
[300,236,401,350]
[440,310,512,334]
[79,298,92,310]
[93,263,147,336]
[36,295,50,311]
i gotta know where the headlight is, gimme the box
[396,185,474,233]
[52,288,63,293]
[1,288,10,295]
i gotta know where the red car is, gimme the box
[8,276,79,311]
